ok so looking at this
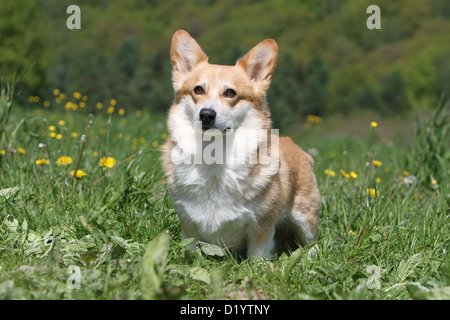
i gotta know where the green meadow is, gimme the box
[0,85,448,300]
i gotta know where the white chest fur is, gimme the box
[171,160,259,245]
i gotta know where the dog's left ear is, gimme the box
[237,39,278,92]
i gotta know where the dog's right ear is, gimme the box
[170,30,208,90]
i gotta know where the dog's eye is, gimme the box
[224,88,236,98]
[194,86,205,95]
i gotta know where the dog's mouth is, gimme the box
[201,123,232,133]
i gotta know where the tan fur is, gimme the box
[161,30,320,258]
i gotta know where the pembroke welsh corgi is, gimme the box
[161,30,320,258]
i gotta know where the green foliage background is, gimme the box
[1,0,449,130]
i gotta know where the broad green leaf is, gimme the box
[198,241,225,257]
[0,187,20,200]
[110,235,129,249]
[286,247,304,274]
[21,219,28,231]
[407,283,450,300]
[79,215,92,232]
[178,237,195,248]
[397,253,423,282]
[141,232,169,300]
[4,216,19,232]
[189,267,210,284]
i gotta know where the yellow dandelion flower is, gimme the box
[82,95,88,101]
[384,168,389,173]
[306,115,323,124]
[65,102,73,110]
[403,171,410,176]
[57,156,73,166]
[413,194,419,200]
[135,110,142,117]
[35,158,49,165]
[0,150,5,155]
[161,133,168,140]
[73,92,82,99]
[348,230,356,236]
[43,100,51,108]
[79,102,86,108]
[370,121,378,128]
[372,160,383,167]
[71,132,78,138]
[56,134,63,140]
[152,141,159,148]
[375,177,381,183]
[107,106,115,114]
[367,188,379,197]
[49,125,56,132]
[70,170,87,179]
[329,170,336,177]
[18,147,26,155]
[59,93,66,99]
[110,99,117,106]
[350,171,358,179]
[58,120,66,126]
[340,169,350,178]
[99,156,117,168]
[96,102,103,109]
[53,89,60,96]
[118,108,125,116]
[49,132,56,138]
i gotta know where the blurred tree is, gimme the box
[380,69,408,114]
[268,53,303,131]
[435,52,450,99]
[351,83,387,115]
[65,46,109,106]
[326,64,370,114]
[113,37,140,79]
[0,0,49,99]
[300,53,329,116]
[129,52,172,113]
[218,43,246,65]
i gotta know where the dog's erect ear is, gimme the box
[236,39,278,92]
[170,30,208,89]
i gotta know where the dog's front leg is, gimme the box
[246,225,275,259]
[180,218,197,251]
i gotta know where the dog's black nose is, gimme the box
[199,108,216,127]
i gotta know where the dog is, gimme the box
[161,30,320,259]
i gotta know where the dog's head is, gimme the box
[169,30,278,133]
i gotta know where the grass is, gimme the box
[0,86,448,300]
